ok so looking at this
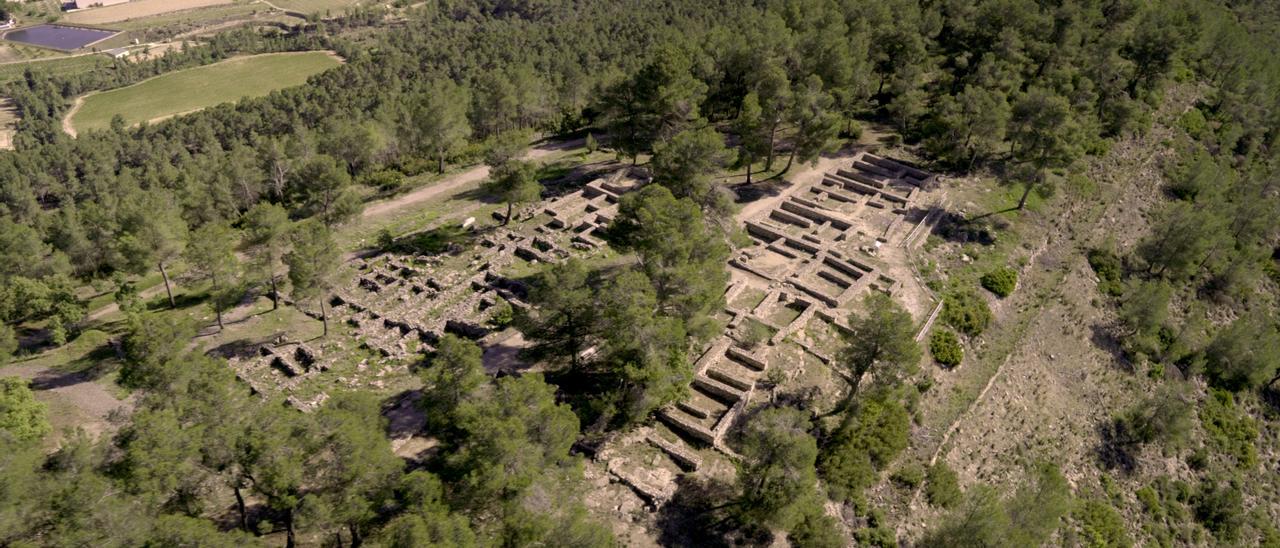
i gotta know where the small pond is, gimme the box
[4,24,117,51]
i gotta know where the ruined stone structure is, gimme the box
[229,151,939,505]
[226,170,645,408]
[599,152,940,506]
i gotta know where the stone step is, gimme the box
[725,346,768,371]
[707,368,754,392]
[658,408,715,445]
[692,375,745,403]
[677,400,712,419]
[646,434,702,471]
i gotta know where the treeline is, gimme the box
[0,0,1253,351]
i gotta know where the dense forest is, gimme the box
[2,0,1280,546]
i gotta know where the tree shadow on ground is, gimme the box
[1093,420,1138,475]
[1090,323,1136,374]
[381,389,426,439]
[932,210,1002,245]
[964,206,1021,222]
[540,160,624,199]
[731,178,792,205]
[146,291,206,312]
[1260,385,1280,417]
[206,337,274,361]
[455,185,501,206]
[30,342,120,390]
[899,205,933,225]
[655,475,771,548]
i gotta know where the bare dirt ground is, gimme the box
[62,95,84,138]
[733,154,853,222]
[0,97,19,149]
[893,88,1194,540]
[64,0,237,25]
[480,331,530,374]
[4,360,131,441]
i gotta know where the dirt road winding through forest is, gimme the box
[360,137,583,220]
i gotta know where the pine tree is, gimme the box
[285,220,340,337]
[183,222,241,331]
[416,78,473,174]
[482,160,541,225]
[735,92,769,184]
[242,202,292,311]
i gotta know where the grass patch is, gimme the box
[734,317,777,348]
[70,51,341,132]
[4,328,111,372]
[730,287,767,311]
[110,3,268,31]
[767,302,804,327]
[0,54,107,84]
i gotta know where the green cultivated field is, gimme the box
[69,51,340,133]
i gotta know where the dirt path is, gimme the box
[360,137,583,220]
[85,282,172,323]
[0,97,19,150]
[362,164,492,219]
[62,95,85,138]
[254,0,308,18]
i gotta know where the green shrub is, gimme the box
[0,323,16,363]
[739,318,773,349]
[789,500,843,548]
[818,395,910,503]
[890,464,924,488]
[1192,477,1244,542]
[980,267,1018,298]
[0,377,50,444]
[377,228,397,250]
[488,298,514,328]
[844,119,863,140]
[1199,389,1258,468]
[1136,486,1162,518]
[853,526,896,548]
[925,462,962,509]
[1178,107,1208,140]
[362,169,404,191]
[1074,500,1132,548]
[915,377,933,394]
[1186,446,1209,470]
[941,291,992,337]
[929,329,963,367]
[1087,247,1124,296]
